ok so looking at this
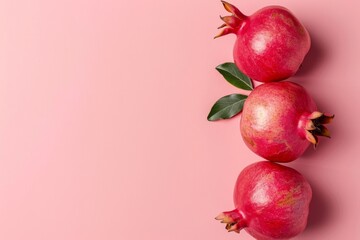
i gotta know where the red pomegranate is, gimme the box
[240,81,334,162]
[216,1,311,82]
[216,161,312,240]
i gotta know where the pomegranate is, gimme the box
[216,161,312,240]
[216,1,311,82]
[240,81,334,162]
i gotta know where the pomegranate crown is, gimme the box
[304,111,334,147]
[215,209,247,233]
[215,1,247,39]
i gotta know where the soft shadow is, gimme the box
[296,30,326,77]
[299,133,337,162]
[305,180,333,232]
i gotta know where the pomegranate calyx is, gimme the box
[221,1,246,20]
[305,130,318,146]
[215,1,247,38]
[314,113,335,125]
[214,27,237,39]
[219,15,242,29]
[305,112,334,146]
[217,23,227,29]
[215,210,246,234]
[226,221,240,233]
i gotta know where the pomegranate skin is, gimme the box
[234,7,310,82]
[216,2,311,82]
[240,82,318,162]
[216,161,312,240]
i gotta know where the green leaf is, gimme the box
[216,62,253,90]
[207,94,247,121]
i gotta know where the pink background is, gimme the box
[0,0,359,239]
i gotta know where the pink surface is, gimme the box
[0,0,359,239]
